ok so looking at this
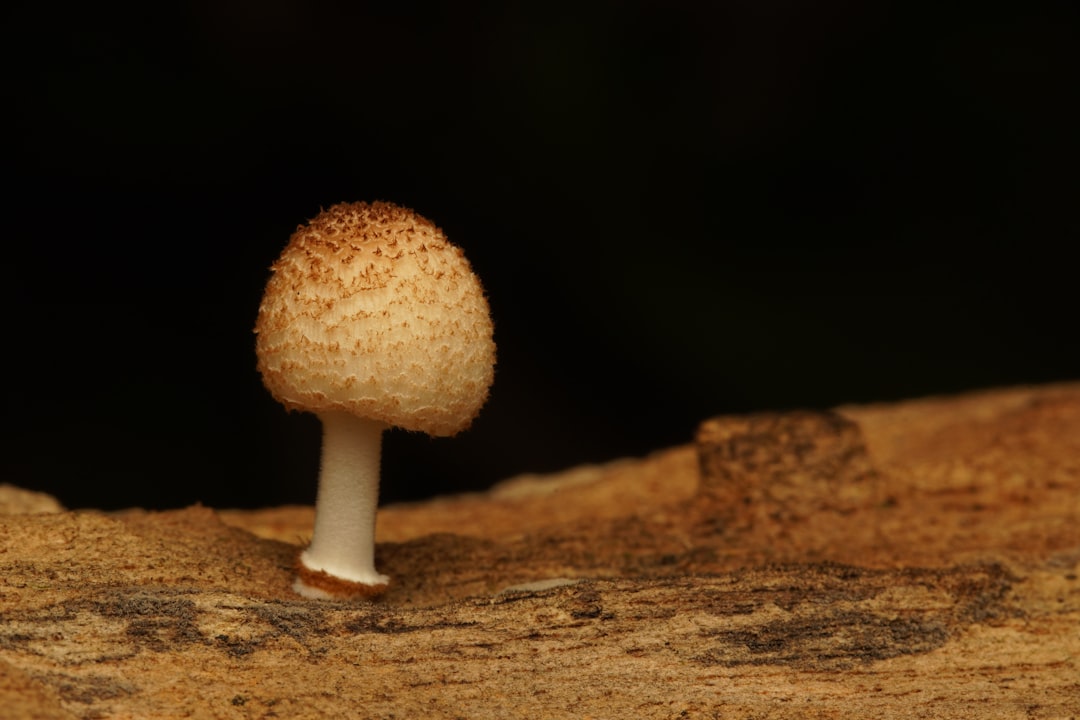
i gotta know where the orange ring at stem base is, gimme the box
[293,557,390,600]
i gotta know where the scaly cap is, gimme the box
[255,201,495,436]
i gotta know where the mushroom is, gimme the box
[254,201,496,599]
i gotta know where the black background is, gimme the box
[5,2,1078,511]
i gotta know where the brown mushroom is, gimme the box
[255,201,496,599]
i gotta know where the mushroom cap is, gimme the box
[255,201,495,437]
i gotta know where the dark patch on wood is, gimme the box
[339,610,477,635]
[208,601,333,658]
[91,593,203,652]
[563,588,606,620]
[39,671,136,706]
[699,610,949,669]
[688,562,1016,669]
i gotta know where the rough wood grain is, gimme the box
[2,383,1078,719]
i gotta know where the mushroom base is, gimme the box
[293,557,390,600]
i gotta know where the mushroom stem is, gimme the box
[294,411,390,598]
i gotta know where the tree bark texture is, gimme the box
[1,383,1078,719]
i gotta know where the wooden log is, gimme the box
[1,383,1078,718]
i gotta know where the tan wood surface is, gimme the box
[1,383,1077,718]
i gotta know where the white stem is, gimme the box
[298,411,390,586]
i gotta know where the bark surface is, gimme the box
[1,383,1078,719]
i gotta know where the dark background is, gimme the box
[5,2,1078,511]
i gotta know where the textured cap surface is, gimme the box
[255,202,495,436]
